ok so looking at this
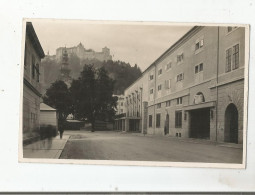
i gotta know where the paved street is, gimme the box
[60,130,243,164]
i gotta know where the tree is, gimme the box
[70,65,96,129]
[95,67,117,122]
[70,65,117,130]
[43,80,71,120]
[102,60,142,94]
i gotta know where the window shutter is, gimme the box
[200,39,204,47]
[165,80,169,89]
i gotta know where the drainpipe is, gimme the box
[140,87,143,133]
[153,64,156,134]
[216,26,220,142]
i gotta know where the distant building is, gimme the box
[44,52,56,61]
[23,22,45,142]
[115,95,125,115]
[59,47,72,87]
[56,43,112,62]
[113,95,126,131]
[123,26,245,144]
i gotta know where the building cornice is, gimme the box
[146,26,203,70]
[23,78,42,97]
[125,26,203,92]
[209,76,244,89]
[26,22,45,58]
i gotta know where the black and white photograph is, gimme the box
[20,19,249,168]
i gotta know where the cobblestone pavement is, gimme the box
[60,131,243,164]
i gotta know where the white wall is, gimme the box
[40,111,57,127]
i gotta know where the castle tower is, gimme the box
[59,47,72,87]
[77,42,85,59]
[102,46,110,55]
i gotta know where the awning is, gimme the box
[117,116,142,120]
[114,117,126,120]
[183,101,215,111]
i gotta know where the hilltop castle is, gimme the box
[56,43,112,62]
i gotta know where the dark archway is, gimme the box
[189,108,210,139]
[164,114,169,135]
[224,103,238,143]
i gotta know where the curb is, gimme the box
[56,135,70,159]
[122,131,243,149]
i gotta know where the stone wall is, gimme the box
[23,85,40,138]
[216,80,244,143]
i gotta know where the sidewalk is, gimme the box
[23,135,70,159]
[121,131,243,149]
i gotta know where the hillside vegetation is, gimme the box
[42,54,142,95]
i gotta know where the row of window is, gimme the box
[150,44,240,95]
[149,38,204,80]
[156,97,183,109]
[24,45,40,82]
[151,64,201,94]
[126,93,141,105]
[148,111,182,128]
[149,37,240,83]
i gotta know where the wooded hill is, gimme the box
[42,54,142,95]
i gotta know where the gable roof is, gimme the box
[40,103,56,111]
[26,22,45,58]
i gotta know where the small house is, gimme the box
[40,103,58,137]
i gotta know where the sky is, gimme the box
[31,19,192,71]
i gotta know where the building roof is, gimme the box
[40,103,56,111]
[125,26,202,92]
[142,26,200,73]
[26,22,45,58]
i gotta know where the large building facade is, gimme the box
[56,43,112,62]
[123,26,245,144]
[23,22,45,141]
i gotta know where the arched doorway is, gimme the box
[164,114,169,135]
[224,103,238,143]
